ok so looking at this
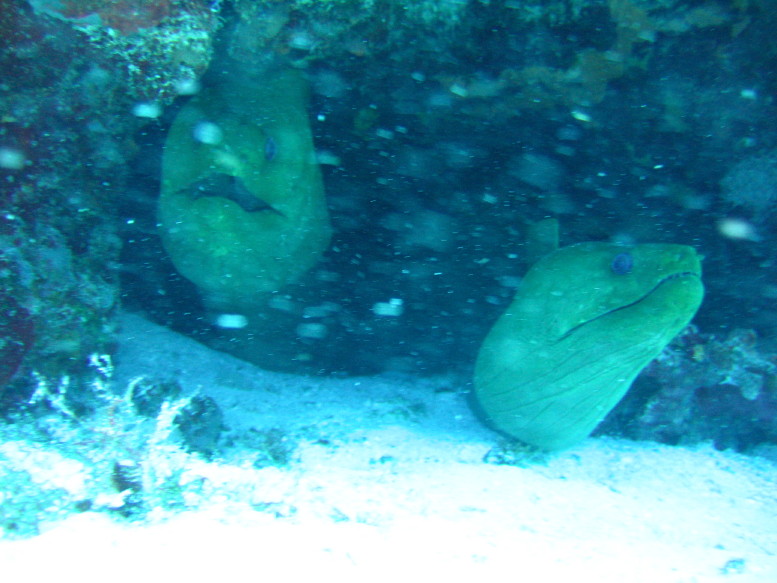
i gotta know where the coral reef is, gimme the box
[600,326,777,451]
[0,354,227,534]
[0,0,218,397]
[0,0,776,455]
[720,148,777,219]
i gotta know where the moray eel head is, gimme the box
[158,67,331,312]
[474,242,704,450]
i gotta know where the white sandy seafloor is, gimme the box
[1,312,776,582]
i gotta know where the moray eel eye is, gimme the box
[611,252,633,275]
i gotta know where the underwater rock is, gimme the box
[0,293,34,396]
[602,327,777,451]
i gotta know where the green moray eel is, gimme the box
[474,242,704,450]
[158,65,331,311]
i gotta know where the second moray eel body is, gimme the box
[474,242,704,450]
[159,66,331,311]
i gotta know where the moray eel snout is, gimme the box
[474,242,704,451]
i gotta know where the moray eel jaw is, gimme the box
[474,242,704,451]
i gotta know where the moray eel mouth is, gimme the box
[185,173,283,215]
[560,270,701,341]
